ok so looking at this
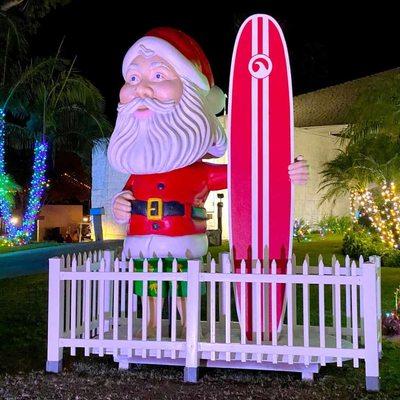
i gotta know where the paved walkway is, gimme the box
[0,240,123,279]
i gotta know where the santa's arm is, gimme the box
[207,163,227,191]
[111,176,135,224]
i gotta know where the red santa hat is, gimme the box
[122,27,225,114]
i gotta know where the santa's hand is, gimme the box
[288,155,309,185]
[112,191,134,224]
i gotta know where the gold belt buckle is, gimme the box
[147,198,163,220]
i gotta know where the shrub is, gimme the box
[293,218,311,242]
[342,228,400,267]
[381,250,400,268]
[318,215,352,235]
[342,229,385,259]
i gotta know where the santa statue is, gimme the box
[107,27,308,338]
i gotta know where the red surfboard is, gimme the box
[228,14,294,341]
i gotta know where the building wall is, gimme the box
[38,204,83,240]
[293,125,349,225]
[91,123,349,241]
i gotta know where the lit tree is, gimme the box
[320,72,400,248]
[0,1,110,242]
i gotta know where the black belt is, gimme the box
[131,199,208,221]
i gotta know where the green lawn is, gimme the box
[207,234,345,265]
[0,235,399,398]
[0,241,63,254]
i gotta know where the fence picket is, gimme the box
[302,258,310,366]
[255,259,262,363]
[334,260,342,367]
[84,258,91,356]
[171,259,178,359]
[113,258,119,358]
[318,258,326,366]
[66,254,71,269]
[345,255,351,341]
[142,259,149,358]
[206,254,211,329]
[210,258,216,361]
[351,260,359,368]
[271,260,277,364]
[240,259,246,362]
[331,255,336,334]
[286,259,294,365]
[127,258,134,357]
[359,256,365,346]
[156,259,163,359]
[224,255,231,362]
[291,255,297,329]
[64,259,71,337]
[120,255,127,319]
[69,257,77,357]
[98,257,105,357]
[104,251,113,333]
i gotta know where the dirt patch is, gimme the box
[0,360,390,400]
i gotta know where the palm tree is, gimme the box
[1,52,111,241]
[319,72,400,248]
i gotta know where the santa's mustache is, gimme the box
[117,97,176,115]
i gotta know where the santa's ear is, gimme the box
[206,85,226,115]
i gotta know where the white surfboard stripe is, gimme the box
[262,15,270,261]
[251,17,259,258]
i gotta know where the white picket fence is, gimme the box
[46,250,381,391]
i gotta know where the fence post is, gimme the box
[184,259,200,383]
[362,258,380,392]
[46,257,63,373]
[369,256,382,358]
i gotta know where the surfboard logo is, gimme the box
[248,54,273,79]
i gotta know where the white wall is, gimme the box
[91,123,349,240]
[293,125,349,225]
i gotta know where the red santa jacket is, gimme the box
[122,161,227,236]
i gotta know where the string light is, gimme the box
[0,108,16,237]
[350,182,400,249]
[62,172,91,190]
[0,108,49,244]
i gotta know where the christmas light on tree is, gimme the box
[0,108,49,244]
[0,108,16,237]
[350,182,400,249]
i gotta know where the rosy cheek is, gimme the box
[119,84,135,104]
[156,80,183,102]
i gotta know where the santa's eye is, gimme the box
[129,75,140,84]
[153,72,164,81]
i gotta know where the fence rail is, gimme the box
[46,250,381,391]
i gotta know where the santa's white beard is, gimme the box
[107,80,227,174]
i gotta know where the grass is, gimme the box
[0,234,399,398]
[207,234,345,265]
[0,241,63,254]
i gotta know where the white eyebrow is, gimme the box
[127,63,139,72]
[150,61,171,69]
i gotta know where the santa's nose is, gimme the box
[135,82,154,99]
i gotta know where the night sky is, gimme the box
[31,1,400,120]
